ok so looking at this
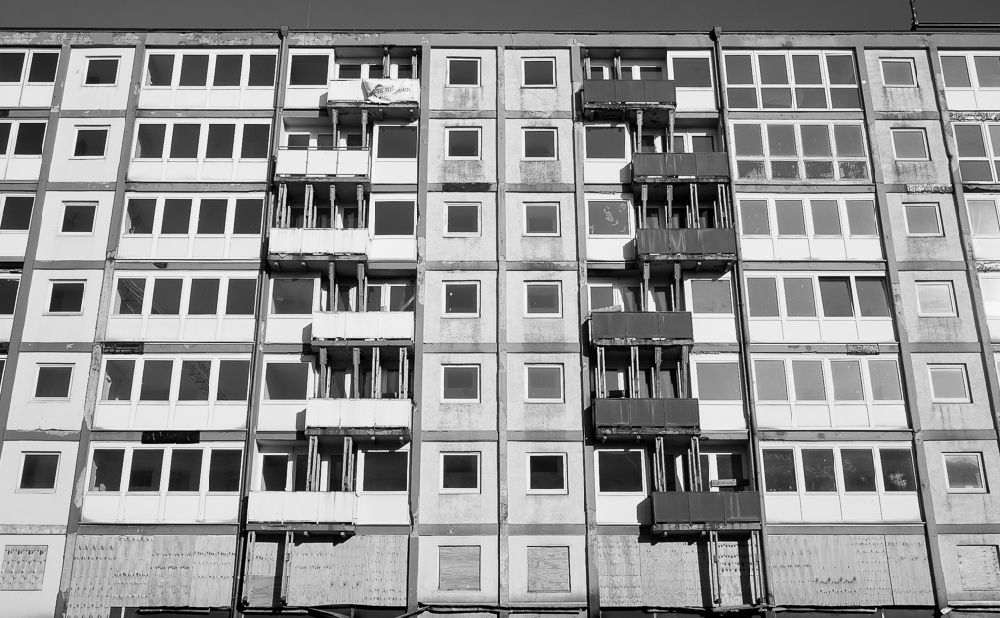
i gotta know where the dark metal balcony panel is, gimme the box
[632,152,730,181]
[582,79,677,108]
[589,311,693,344]
[650,491,762,531]
[593,397,700,436]
[635,228,738,260]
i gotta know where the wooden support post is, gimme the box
[668,109,675,153]
[640,182,648,230]
[341,436,352,491]
[629,345,639,399]
[357,183,365,229]
[345,436,355,491]
[636,109,643,154]
[692,435,702,490]
[673,262,681,310]
[596,347,605,398]
[383,46,391,74]
[681,344,689,398]
[280,531,293,605]
[304,183,315,228]
[319,347,328,398]
[278,183,288,228]
[402,347,409,398]
[709,530,722,606]
[351,347,361,398]
[397,348,404,399]
[666,184,673,229]
[613,51,622,80]
[372,347,381,399]
[361,109,369,150]
[356,262,366,311]
[331,109,339,147]
[327,261,335,311]
[689,183,696,228]
[411,49,419,79]
[641,261,650,312]
[241,530,256,604]
[653,346,662,399]
[654,437,665,492]
[305,435,317,491]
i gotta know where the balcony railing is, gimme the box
[635,228,738,260]
[247,490,357,526]
[651,491,762,531]
[582,79,677,108]
[305,398,411,436]
[632,152,730,181]
[274,147,370,178]
[593,398,699,437]
[590,311,693,344]
[328,78,420,106]
[312,310,415,341]
[268,227,369,256]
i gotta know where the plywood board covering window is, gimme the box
[0,545,47,591]
[438,545,480,590]
[958,545,1000,591]
[526,546,570,592]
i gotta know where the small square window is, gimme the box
[248,55,277,87]
[525,364,563,402]
[0,195,33,231]
[18,453,59,491]
[134,124,166,159]
[524,202,559,236]
[61,203,96,233]
[372,200,415,236]
[444,202,480,237]
[440,452,480,493]
[289,54,329,86]
[915,281,957,316]
[442,365,480,402]
[904,203,943,237]
[376,126,418,159]
[445,127,481,159]
[526,546,571,592]
[35,365,73,399]
[73,127,108,158]
[585,126,628,159]
[881,58,916,87]
[0,52,25,83]
[522,58,556,87]
[969,199,1000,236]
[596,450,645,493]
[587,200,631,236]
[179,55,209,87]
[447,58,480,86]
[89,449,124,492]
[84,58,118,85]
[263,362,309,400]
[146,54,174,86]
[443,281,479,317]
[891,129,930,160]
[523,128,557,160]
[13,123,45,155]
[527,453,567,493]
[944,453,986,492]
[929,365,971,402]
[48,281,85,313]
[28,52,58,84]
[524,281,562,317]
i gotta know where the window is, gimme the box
[372,200,415,236]
[263,363,309,400]
[527,453,566,493]
[61,203,96,233]
[527,546,571,592]
[881,58,917,87]
[523,128,557,160]
[114,278,145,314]
[208,449,241,492]
[226,279,257,315]
[445,127,480,159]
[724,51,859,110]
[213,55,242,87]
[596,450,644,493]
[880,450,917,491]
[376,126,418,158]
[241,124,269,158]
[271,278,313,314]
[915,281,957,316]
[248,55,277,87]
[0,50,57,85]
[289,54,329,86]
[0,195,33,231]
[146,54,174,86]
[587,200,630,236]
[891,128,930,160]
[151,279,182,314]
[740,200,770,235]
[168,450,202,491]
[525,365,563,402]
[128,450,163,491]
[942,55,973,88]
[440,452,480,492]
[447,58,480,86]
[234,198,264,234]
[929,365,970,402]
[585,126,627,159]
[732,122,869,181]
[444,202,480,236]
[524,282,561,317]
[89,449,124,491]
[217,360,251,401]
[140,360,172,401]
[206,124,235,159]
[18,453,59,491]
[954,123,1000,182]
[869,359,904,401]
[762,449,797,492]
[944,453,986,492]
[671,55,713,87]
[179,55,209,87]
[442,365,480,402]
[522,58,555,87]
[904,202,942,236]
[73,127,108,157]
[135,124,166,159]
[969,199,1000,236]
[439,546,481,591]
[170,124,200,159]
[48,281,85,313]
[524,202,559,236]
[696,362,742,401]
[690,279,733,313]
[443,281,479,316]
[0,278,18,314]
[366,281,416,312]
[841,449,877,492]
[100,359,134,401]
[801,449,837,492]
[747,278,780,317]
[12,123,45,155]
[84,57,118,85]
[361,451,408,492]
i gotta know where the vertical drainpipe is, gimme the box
[230,25,289,617]
[710,26,774,610]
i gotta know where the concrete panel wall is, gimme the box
[506,442,585,525]
[47,118,127,183]
[865,49,940,113]
[923,440,1000,525]
[429,48,497,112]
[505,353,583,432]
[427,119,498,184]
[20,269,102,343]
[898,271,980,343]
[503,119,574,185]
[504,193,578,262]
[884,193,965,262]
[0,534,66,618]
[425,192,498,263]
[419,441,499,524]
[503,49,572,113]
[0,440,78,526]
[872,119,952,185]
[7,351,93,431]
[417,535,500,603]
[34,191,115,261]
[505,270,580,344]
[421,271,498,344]
[421,353,498,432]
[910,353,994,430]
[938,533,1000,603]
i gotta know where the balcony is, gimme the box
[268,227,368,258]
[589,311,693,345]
[635,228,737,263]
[246,490,357,531]
[632,152,730,182]
[651,491,761,532]
[593,398,699,438]
[582,79,677,109]
[305,398,411,437]
[328,78,420,107]
[312,310,415,342]
[274,148,370,179]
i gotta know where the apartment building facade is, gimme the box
[0,15,999,618]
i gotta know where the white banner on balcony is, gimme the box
[362,79,419,104]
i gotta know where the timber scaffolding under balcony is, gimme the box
[581,78,676,120]
[634,182,737,269]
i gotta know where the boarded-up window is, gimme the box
[958,545,1000,591]
[0,545,47,591]
[526,546,570,592]
[438,545,480,591]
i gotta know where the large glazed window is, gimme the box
[732,122,869,181]
[724,50,859,110]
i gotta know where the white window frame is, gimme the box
[139,50,277,91]
[71,125,110,159]
[131,119,270,163]
[521,127,558,161]
[584,124,630,161]
[891,128,930,161]
[954,121,1000,183]
[441,364,481,403]
[523,280,562,318]
[928,364,971,403]
[667,50,716,89]
[46,279,86,315]
[85,443,242,498]
[525,452,568,495]
[594,448,647,495]
[731,121,870,182]
[442,280,480,318]
[446,57,481,87]
[439,451,481,494]
[0,49,59,86]
[722,50,860,111]
[744,272,890,322]
[59,201,98,235]
[943,452,987,494]
[941,52,1000,92]
[121,193,264,243]
[357,448,410,495]
[903,202,944,237]
[16,452,60,493]
[98,354,252,406]
[444,126,482,161]
[372,123,418,161]
[110,272,257,319]
[369,197,416,237]
[915,280,958,317]
[286,51,333,88]
[521,57,556,88]
[879,57,918,88]
[523,201,560,237]
[443,201,482,238]
[752,354,904,406]
[760,443,917,499]
[3,120,46,159]
[84,56,120,87]
[967,197,1000,239]
[586,197,634,238]
[0,193,34,232]
[33,363,73,401]
[524,364,565,403]
[737,194,879,240]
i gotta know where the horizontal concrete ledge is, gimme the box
[736,183,876,193]
[422,431,500,442]
[33,260,106,270]
[916,430,1000,441]
[137,342,256,353]
[18,342,96,352]
[581,183,631,193]
[2,430,82,441]
[506,430,585,442]
[937,524,1000,535]
[428,110,498,119]
[76,523,240,535]
[354,525,412,535]
[59,109,127,119]
[5,108,52,118]
[370,184,419,193]
[428,183,498,192]
[89,430,247,441]
[896,260,970,271]
[419,524,499,535]
[759,430,914,442]
[137,109,274,118]
[261,343,312,354]
[765,524,926,535]
[508,523,586,535]
[690,343,742,354]
[742,261,886,271]
[0,182,39,191]
[125,182,269,192]
[112,260,263,270]
[595,525,642,535]
[0,524,68,534]
[748,343,900,353]
[729,110,866,121]
[46,181,118,191]
[909,342,985,353]
[874,111,942,121]
[507,111,574,120]
[506,183,576,193]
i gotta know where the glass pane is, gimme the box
[0,196,32,230]
[942,56,972,88]
[146,54,174,86]
[213,55,242,87]
[525,203,558,234]
[263,363,308,400]
[672,57,712,87]
[225,279,257,315]
[830,360,864,401]
[754,359,788,400]
[810,200,842,235]
[169,124,200,158]
[904,204,940,235]
[763,450,796,492]
[783,278,816,317]
[767,125,797,156]
[917,282,955,315]
[846,200,877,235]
[841,449,876,492]
[802,449,837,492]
[27,53,58,83]
[869,360,902,400]
[48,283,84,312]
[747,278,779,317]
[442,454,479,489]
[376,126,418,158]
[792,54,823,85]
[727,87,758,108]
[880,450,916,491]
[881,59,915,87]
[233,199,263,234]
[196,198,227,234]
[139,360,173,401]
[205,124,235,159]
[969,200,1000,235]
[527,366,562,400]
[444,283,478,314]
[795,87,827,108]
[893,130,928,159]
[690,280,733,313]
[443,366,479,400]
[128,450,164,491]
[800,124,832,154]
[818,277,854,317]
[697,363,741,401]
[271,279,313,314]
[523,59,555,86]
[177,360,211,401]
[930,367,968,400]
[217,360,250,401]
[955,124,988,158]
[447,129,479,157]
[187,279,219,315]
[759,55,789,84]
[945,454,984,489]
[150,279,182,315]
[740,200,770,235]
[524,130,556,158]
[115,278,145,314]
[733,125,763,156]
[62,204,95,233]
[529,455,565,490]
[833,125,865,157]
[761,87,793,108]
[775,200,806,235]
[388,284,415,312]
[792,360,826,401]
[248,55,276,87]
[448,58,479,85]
[826,55,858,85]
[597,451,644,492]
[160,198,192,234]
[14,123,45,155]
[126,199,156,234]
[208,450,241,492]
[0,52,25,82]
[102,359,135,400]
[261,455,287,491]
[975,56,1000,87]
[90,449,124,491]
[585,127,626,158]
[724,54,753,84]
[372,201,415,235]
[240,125,269,158]
[525,284,560,315]
[167,450,202,491]
[178,55,208,86]
[856,277,891,317]
[289,55,328,86]
[587,200,630,235]
[362,451,408,491]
